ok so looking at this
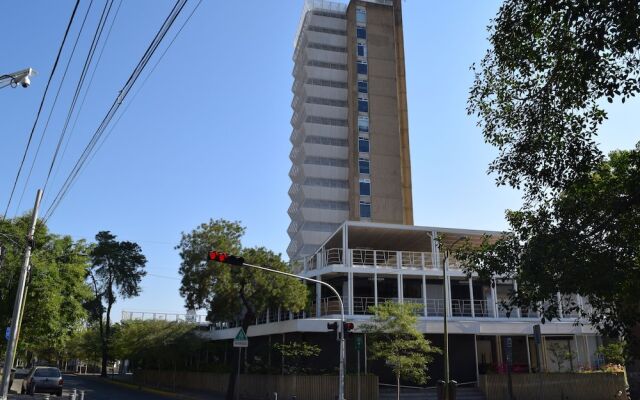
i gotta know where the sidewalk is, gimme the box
[81,374,224,400]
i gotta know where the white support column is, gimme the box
[421,252,425,270]
[491,278,499,318]
[514,280,521,318]
[445,275,452,318]
[525,335,532,373]
[573,335,581,371]
[557,292,564,319]
[469,278,475,318]
[584,335,592,369]
[348,272,354,315]
[398,273,403,304]
[397,251,402,270]
[422,275,428,317]
[374,273,378,306]
[343,224,349,267]
[316,278,322,317]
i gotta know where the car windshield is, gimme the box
[33,368,60,378]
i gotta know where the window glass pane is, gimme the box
[358,80,368,93]
[359,158,370,174]
[360,180,371,196]
[357,62,368,75]
[358,99,368,113]
[357,43,366,57]
[358,137,369,153]
[360,202,371,218]
[356,8,366,23]
[358,116,369,132]
[357,27,367,39]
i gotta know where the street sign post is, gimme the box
[355,336,362,400]
[233,328,248,348]
[504,337,514,400]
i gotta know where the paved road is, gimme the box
[7,374,181,400]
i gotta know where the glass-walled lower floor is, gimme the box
[211,332,601,387]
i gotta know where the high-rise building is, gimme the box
[288,0,413,261]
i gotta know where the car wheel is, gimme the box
[29,383,36,395]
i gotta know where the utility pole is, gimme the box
[0,189,42,399]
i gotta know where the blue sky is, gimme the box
[1,0,637,320]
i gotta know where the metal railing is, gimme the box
[121,311,205,323]
[426,299,445,316]
[325,248,343,265]
[451,299,473,317]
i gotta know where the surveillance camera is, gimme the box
[19,76,30,88]
[3,68,37,89]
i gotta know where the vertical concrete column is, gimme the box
[422,275,427,317]
[513,280,521,318]
[374,273,378,306]
[557,292,564,319]
[469,278,475,318]
[316,278,322,318]
[525,335,532,373]
[397,273,403,304]
[491,278,499,318]
[348,272,354,315]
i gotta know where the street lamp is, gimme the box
[208,252,347,400]
[439,235,467,400]
[0,68,37,89]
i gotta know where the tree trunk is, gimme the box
[396,373,400,400]
[101,291,113,378]
[225,314,253,400]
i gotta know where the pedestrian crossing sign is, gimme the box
[233,328,248,347]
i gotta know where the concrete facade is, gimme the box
[288,0,413,261]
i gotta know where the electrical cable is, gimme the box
[1,0,81,220]
[42,0,115,194]
[43,0,189,222]
[51,0,123,187]
[12,0,99,217]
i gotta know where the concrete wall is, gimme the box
[479,373,626,400]
[134,370,378,400]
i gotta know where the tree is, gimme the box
[361,302,440,400]
[176,219,308,400]
[598,342,626,366]
[89,231,147,377]
[467,0,640,395]
[547,341,576,372]
[273,341,321,375]
[0,216,92,364]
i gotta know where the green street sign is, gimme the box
[233,328,248,348]
[355,335,363,351]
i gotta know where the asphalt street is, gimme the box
[7,374,181,400]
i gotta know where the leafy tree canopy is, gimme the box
[0,216,92,361]
[362,302,440,397]
[176,219,308,326]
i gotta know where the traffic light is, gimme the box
[208,251,245,266]
[327,321,338,332]
[343,322,354,334]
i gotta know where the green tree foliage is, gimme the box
[273,341,321,375]
[362,302,440,400]
[598,342,626,366]
[111,320,201,371]
[0,216,92,362]
[469,0,640,202]
[176,219,308,400]
[89,231,147,377]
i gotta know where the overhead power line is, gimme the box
[43,0,190,222]
[2,0,81,220]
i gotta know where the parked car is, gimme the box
[21,366,63,396]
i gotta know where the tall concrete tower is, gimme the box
[288,0,413,260]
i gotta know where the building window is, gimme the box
[358,136,370,153]
[358,115,369,133]
[360,201,371,218]
[357,27,367,39]
[357,61,368,75]
[360,179,371,196]
[358,98,369,113]
[357,43,366,57]
[356,8,366,24]
[359,158,370,174]
[358,80,368,94]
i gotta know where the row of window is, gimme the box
[360,179,371,196]
[304,135,348,147]
[307,59,347,71]
[303,177,349,188]
[302,221,341,232]
[307,42,346,53]
[312,10,346,20]
[305,115,347,127]
[307,25,346,36]
[306,96,348,108]
[306,77,347,89]
[304,156,348,168]
[303,199,349,211]
[356,9,371,221]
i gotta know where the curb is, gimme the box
[75,375,204,400]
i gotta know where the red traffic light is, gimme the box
[343,322,355,332]
[208,251,245,266]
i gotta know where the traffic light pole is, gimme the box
[0,189,42,400]
[240,262,346,400]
